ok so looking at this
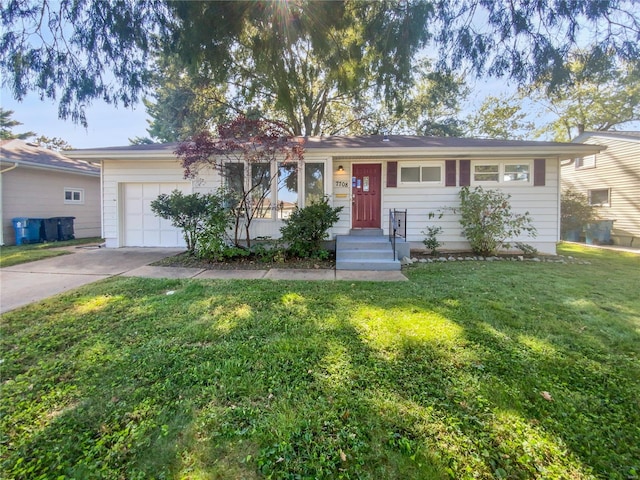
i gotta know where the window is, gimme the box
[251,163,272,218]
[473,164,499,182]
[589,188,610,206]
[224,160,326,221]
[472,162,531,185]
[503,164,530,183]
[399,164,443,184]
[224,163,244,196]
[277,163,298,219]
[576,155,596,169]
[304,162,325,205]
[64,188,84,204]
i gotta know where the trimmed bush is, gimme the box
[280,197,343,258]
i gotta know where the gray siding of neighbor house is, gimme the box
[564,135,640,246]
[2,167,101,245]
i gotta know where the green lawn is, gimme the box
[0,237,103,268]
[1,244,638,479]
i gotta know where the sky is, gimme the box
[1,89,150,149]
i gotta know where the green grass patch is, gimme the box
[0,237,103,268]
[1,244,638,479]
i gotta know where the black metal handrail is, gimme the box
[388,209,407,260]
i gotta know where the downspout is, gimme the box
[0,163,19,245]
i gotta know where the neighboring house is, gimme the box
[67,135,602,256]
[0,139,101,245]
[566,131,640,247]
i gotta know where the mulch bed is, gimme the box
[152,251,336,270]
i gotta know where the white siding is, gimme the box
[101,154,560,254]
[102,159,217,247]
[330,158,559,255]
[563,136,640,245]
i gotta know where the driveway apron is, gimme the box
[0,248,182,314]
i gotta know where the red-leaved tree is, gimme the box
[175,116,305,247]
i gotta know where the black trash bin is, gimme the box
[42,218,59,242]
[56,217,76,241]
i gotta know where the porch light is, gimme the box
[337,165,345,173]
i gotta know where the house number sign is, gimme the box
[335,180,349,188]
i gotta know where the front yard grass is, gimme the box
[1,244,638,479]
[0,237,103,268]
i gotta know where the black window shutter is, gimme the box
[459,160,471,186]
[387,161,398,187]
[534,158,546,186]
[445,160,456,186]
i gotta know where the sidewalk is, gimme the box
[122,265,408,282]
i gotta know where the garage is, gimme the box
[122,182,190,247]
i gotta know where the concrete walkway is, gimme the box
[1,247,407,314]
[122,265,408,282]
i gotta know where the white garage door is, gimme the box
[123,183,191,247]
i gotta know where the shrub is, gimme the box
[561,188,597,237]
[196,190,235,260]
[150,189,232,255]
[458,186,536,256]
[280,197,343,258]
[421,225,443,255]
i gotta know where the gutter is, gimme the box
[0,163,19,245]
[0,162,19,174]
[2,160,99,176]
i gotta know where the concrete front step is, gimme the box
[337,236,390,247]
[336,259,401,271]
[336,249,395,260]
[336,234,401,271]
[348,228,384,236]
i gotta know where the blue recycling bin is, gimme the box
[12,217,29,245]
[12,217,44,245]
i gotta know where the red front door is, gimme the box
[352,164,381,228]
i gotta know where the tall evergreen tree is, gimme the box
[0,108,35,140]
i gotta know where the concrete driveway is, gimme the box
[0,247,183,314]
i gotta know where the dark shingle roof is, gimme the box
[574,131,640,143]
[0,139,99,175]
[66,134,605,160]
[302,135,577,149]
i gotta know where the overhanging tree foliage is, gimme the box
[175,116,305,248]
[3,0,638,128]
